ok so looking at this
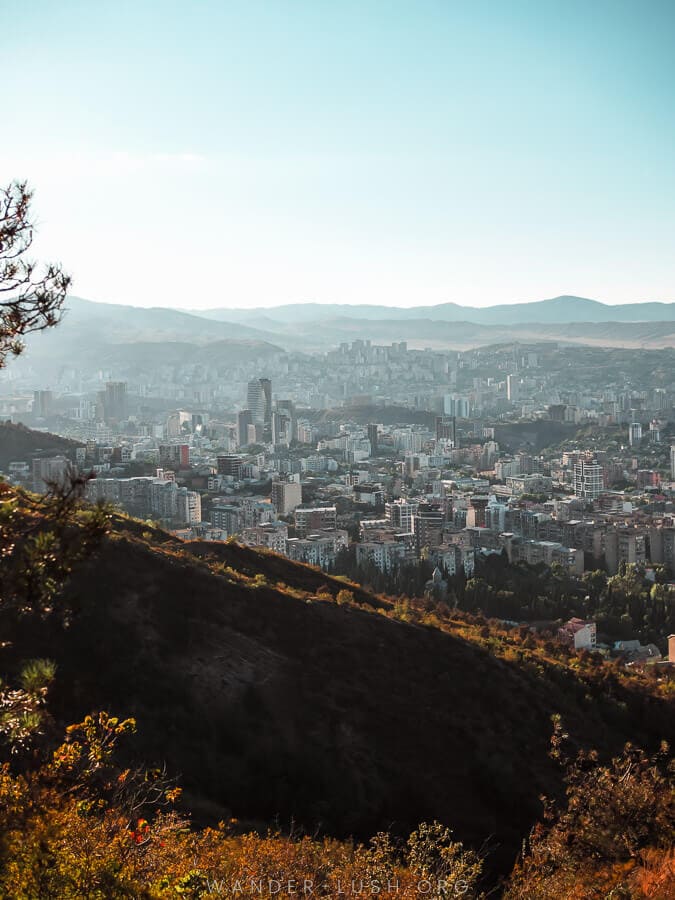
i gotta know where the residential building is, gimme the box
[32,455,71,492]
[271,478,302,516]
[241,522,289,554]
[237,409,253,447]
[384,498,418,532]
[558,618,597,651]
[604,527,647,575]
[285,530,348,569]
[102,382,128,424]
[573,460,604,500]
[628,422,642,446]
[294,505,337,536]
[247,378,272,437]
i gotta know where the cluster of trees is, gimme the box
[464,555,674,648]
[334,543,674,651]
[507,718,675,898]
[331,546,438,598]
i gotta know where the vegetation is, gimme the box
[333,549,675,650]
[507,718,675,898]
[0,180,70,368]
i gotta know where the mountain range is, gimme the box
[192,295,675,325]
[15,296,675,375]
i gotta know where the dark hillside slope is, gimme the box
[6,526,673,875]
[0,421,82,469]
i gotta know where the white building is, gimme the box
[284,530,348,569]
[384,498,418,533]
[241,522,289,554]
[270,479,302,516]
[356,537,411,572]
[573,460,603,500]
[558,618,597,651]
[628,422,642,446]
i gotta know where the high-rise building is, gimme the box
[466,495,489,528]
[367,423,379,455]
[651,388,669,411]
[217,455,244,479]
[159,444,190,468]
[276,400,297,441]
[506,374,520,402]
[32,390,54,418]
[102,382,128,424]
[32,456,70,493]
[247,378,272,437]
[385,498,418,533]
[671,444,675,481]
[413,502,445,550]
[237,409,253,447]
[435,416,452,441]
[272,410,292,445]
[177,489,202,525]
[603,528,647,575]
[649,420,661,443]
[573,460,604,500]
[294,505,337,536]
[271,478,302,516]
[628,422,642,447]
[443,395,470,418]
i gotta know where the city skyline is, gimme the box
[3,0,675,310]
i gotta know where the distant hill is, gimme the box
[15,297,287,376]
[4,513,672,876]
[194,295,675,326]
[206,315,675,351]
[189,297,675,350]
[20,296,285,355]
[14,297,675,371]
[61,297,284,344]
[0,422,82,470]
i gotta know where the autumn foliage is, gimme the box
[0,706,488,898]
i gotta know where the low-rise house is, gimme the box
[558,617,597,651]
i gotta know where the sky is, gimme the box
[2,0,675,310]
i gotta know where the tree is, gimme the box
[0,181,100,620]
[507,719,675,898]
[0,180,70,368]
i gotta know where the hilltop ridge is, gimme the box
[194,294,675,325]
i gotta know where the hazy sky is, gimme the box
[2,0,675,309]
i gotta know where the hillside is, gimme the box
[0,421,82,470]
[4,511,673,880]
[14,297,287,378]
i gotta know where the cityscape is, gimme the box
[3,320,675,665]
